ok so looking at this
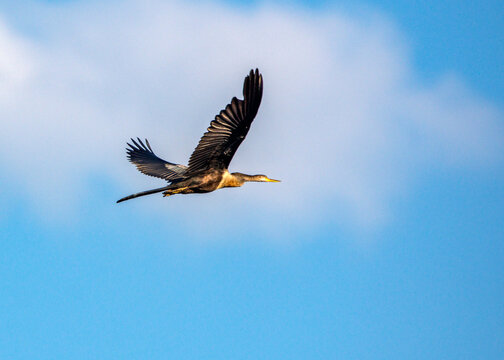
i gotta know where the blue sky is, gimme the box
[1,0,503,358]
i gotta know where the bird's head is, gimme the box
[254,174,281,183]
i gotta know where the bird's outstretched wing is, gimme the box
[126,138,187,181]
[186,69,263,174]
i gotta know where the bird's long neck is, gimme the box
[230,172,263,183]
[219,171,279,189]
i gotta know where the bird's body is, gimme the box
[162,170,272,195]
[117,69,279,203]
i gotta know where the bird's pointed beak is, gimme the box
[266,177,281,182]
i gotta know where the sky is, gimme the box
[0,0,503,358]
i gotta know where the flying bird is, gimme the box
[117,69,279,203]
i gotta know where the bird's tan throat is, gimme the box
[217,171,243,189]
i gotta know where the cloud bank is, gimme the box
[1,0,502,238]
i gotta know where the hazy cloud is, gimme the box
[1,1,502,236]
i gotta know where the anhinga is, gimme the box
[117,69,279,203]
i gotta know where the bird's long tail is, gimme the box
[116,186,171,203]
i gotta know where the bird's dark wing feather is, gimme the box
[126,138,187,181]
[186,69,263,174]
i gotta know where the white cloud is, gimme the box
[0,0,502,236]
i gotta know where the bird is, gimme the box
[117,68,279,203]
